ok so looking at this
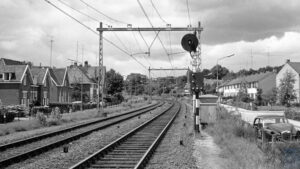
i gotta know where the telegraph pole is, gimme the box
[50,37,54,68]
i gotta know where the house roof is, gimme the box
[31,67,48,85]
[0,65,29,83]
[52,68,66,85]
[0,58,25,65]
[288,62,300,74]
[223,71,275,86]
[67,66,94,84]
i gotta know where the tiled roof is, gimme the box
[68,66,94,84]
[224,71,275,86]
[49,68,59,85]
[288,62,300,74]
[52,68,66,85]
[0,58,25,65]
[0,65,28,82]
[31,67,47,85]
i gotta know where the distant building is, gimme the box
[68,62,98,102]
[49,68,72,103]
[276,59,300,103]
[0,58,34,106]
[31,67,51,106]
[219,71,276,99]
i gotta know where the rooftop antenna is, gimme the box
[50,36,54,68]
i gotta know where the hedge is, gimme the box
[0,109,15,123]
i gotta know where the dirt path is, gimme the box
[185,103,227,169]
[193,132,227,169]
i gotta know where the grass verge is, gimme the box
[206,106,300,169]
[0,100,153,136]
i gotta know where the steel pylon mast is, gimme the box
[96,22,203,116]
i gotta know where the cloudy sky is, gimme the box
[1,0,300,77]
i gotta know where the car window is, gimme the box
[263,117,286,126]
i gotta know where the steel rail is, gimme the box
[69,101,181,169]
[0,102,165,168]
[0,102,160,152]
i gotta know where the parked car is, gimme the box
[253,115,300,145]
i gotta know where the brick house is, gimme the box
[68,63,97,102]
[31,67,51,106]
[0,58,34,106]
[276,59,300,103]
[219,71,276,99]
[49,67,71,103]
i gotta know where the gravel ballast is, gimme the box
[6,102,171,169]
[0,101,153,145]
[146,101,198,169]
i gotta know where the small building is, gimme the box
[276,59,300,103]
[0,58,34,106]
[49,67,72,103]
[31,67,51,106]
[68,63,97,102]
[219,71,276,99]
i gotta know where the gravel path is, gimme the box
[6,103,171,169]
[146,102,198,169]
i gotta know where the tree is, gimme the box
[278,71,297,106]
[71,83,89,102]
[106,69,124,95]
[237,80,251,102]
[254,88,263,106]
[262,87,277,105]
[210,64,229,80]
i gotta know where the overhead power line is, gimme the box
[186,0,192,26]
[149,0,168,24]
[44,0,148,70]
[137,0,174,69]
[80,0,128,25]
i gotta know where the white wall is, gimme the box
[276,63,300,102]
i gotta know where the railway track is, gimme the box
[0,101,165,168]
[70,101,181,169]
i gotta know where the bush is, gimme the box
[0,108,15,123]
[284,108,300,121]
[31,106,51,116]
[36,112,47,126]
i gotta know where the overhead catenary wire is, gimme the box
[149,0,168,24]
[80,0,128,25]
[186,0,192,26]
[137,0,174,69]
[44,0,149,71]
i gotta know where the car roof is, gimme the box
[255,115,285,119]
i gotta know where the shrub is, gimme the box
[36,112,47,126]
[0,108,15,123]
[284,108,300,121]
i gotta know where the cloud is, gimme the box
[0,0,299,77]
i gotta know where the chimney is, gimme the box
[84,61,88,68]
[74,62,78,66]
[39,63,42,67]
[286,59,290,63]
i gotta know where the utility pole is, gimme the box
[97,22,104,116]
[81,45,84,111]
[50,37,54,68]
[148,67,151,100]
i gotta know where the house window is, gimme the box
[0,74,2,79]
[22,91,27,106]
[23,78,27,85]
[43,91,48,105]
[4,73,9,80]
[11,73,16,80]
